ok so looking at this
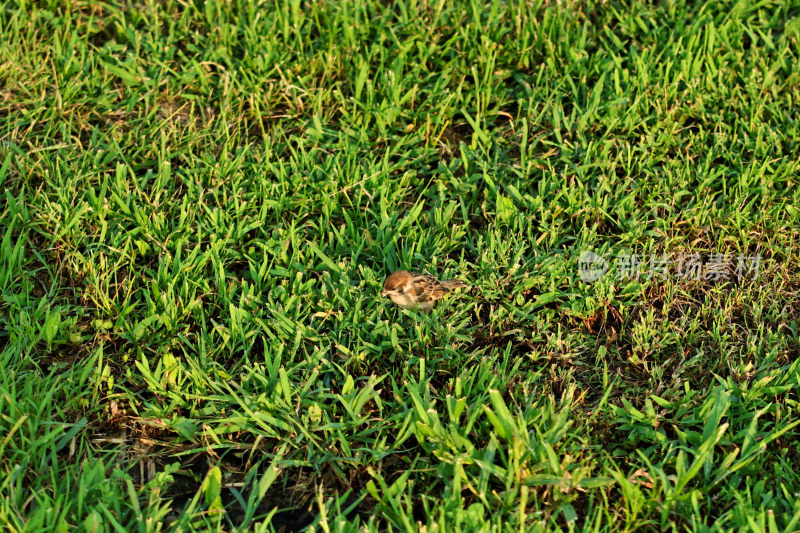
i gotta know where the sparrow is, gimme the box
[381,270,468,311]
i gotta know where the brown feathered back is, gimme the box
[407,273,467,302]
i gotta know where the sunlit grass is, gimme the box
[2,0,799,530]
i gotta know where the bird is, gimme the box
[381,270,468,311]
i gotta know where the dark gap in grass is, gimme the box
[467,214,487,234]
[437,121,472,159]
[84,388,421,527]
[88,22,120,51]
[581,304,622,338]
[241,97,285,139]
[167,448,316,531]
[141,436,385,530]
[467,328,535,360]
[223,487,316,532]
[0,327,10,354]
[228,259,249,279]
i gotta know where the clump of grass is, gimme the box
[2,0,800,530]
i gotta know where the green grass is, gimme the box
[2,0,800,530]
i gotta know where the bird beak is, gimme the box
[381,290,389,297]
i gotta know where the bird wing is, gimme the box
[408,272,450,303]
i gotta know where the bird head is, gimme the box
[382,270,411,297]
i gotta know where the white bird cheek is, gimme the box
[390,293,415,308]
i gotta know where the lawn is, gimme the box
[2,0,800,530]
